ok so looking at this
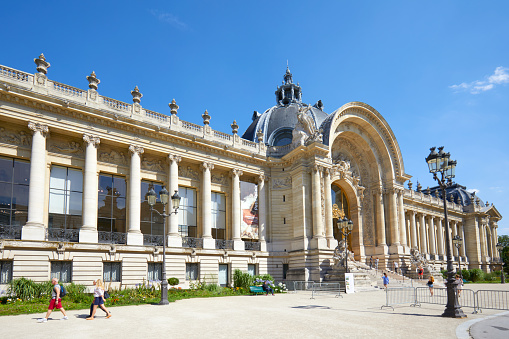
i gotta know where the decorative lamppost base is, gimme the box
[441,280,466,318]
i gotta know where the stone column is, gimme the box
[201,162,215,249]
[167,154,181,247]
[80,134,100,243]
[257,174,267,251]
[437,218,444,256]
[388,188,400,246]
[127,145,144,245]
[460,224,467,257]
[231,168,244,250]
[452,221,458,257]
[491,223,498,259]
[324,168,336,248]
[428,216,436,255]
[22,122,49,240]
[311,165,325,248]
[397,189,407,246]
[410,211,418,249]
[375,188,386,246]
[419,213,427,253]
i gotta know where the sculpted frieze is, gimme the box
[141,157,165,172]
[179,166,200,180]
[272,176,292,189]
[211,172,229,185]
[49,140,84,157]
[98,148,128,166]
[0,127,31,147]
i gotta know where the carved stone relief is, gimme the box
[272,176,292,189]
[141,157,165,172]
[49,140,84,157]
[0,127,31,147]
[98,148,128,166]
[179,166,200,180]
[211,172,229,185]
[362,194,374,245]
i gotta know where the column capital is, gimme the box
[129,144,144,155]
[313,164,323,173]
[257,173,267,183]
[230,168,243,177]
[323,167,333,177]
[83,134,100,147]
[201,162,214,171]
[168,154,181,163]
[28,121,49,137]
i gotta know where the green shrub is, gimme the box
[168,277,179,286]
[8,278,41,300]
[65,282,89,303]
[469,269,484,282]
[204,283,221,293]
[440,269,447,279]
[233,269,252,290]
[461,269,470,281]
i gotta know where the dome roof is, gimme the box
[427,183,485,207]
[241,68,330,146]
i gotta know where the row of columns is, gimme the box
[406,211,466,258]
[21,122,267,250]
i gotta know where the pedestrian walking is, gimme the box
[87,279,112,320]
[382,272,389,289]
[375,257,379,271]
[455,274,463,297]
[369,256,373,269]
[38,278,68,322]
[393,261,399,274]
[427,276,434,296]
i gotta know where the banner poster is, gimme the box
[240,181,258,239]
[344,273,355,294]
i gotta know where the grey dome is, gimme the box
[428,183,485,207]
[241,68,330,146]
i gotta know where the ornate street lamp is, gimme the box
[452,235,463,277]
[426,146,465,318]
[338,216,354,273]
[496,242,506,284]
[147,187,181,305]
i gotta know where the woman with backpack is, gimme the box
[87,279,112,320]
[427,275,435,296]
[38,278,68,322]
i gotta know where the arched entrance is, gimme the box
[331,184,352,251]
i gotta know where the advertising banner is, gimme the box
[240,181,258,239]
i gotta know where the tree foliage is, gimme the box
[499,235,509,274]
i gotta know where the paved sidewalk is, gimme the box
[0,284,507,339]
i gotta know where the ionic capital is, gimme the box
[201,162,214,171]
[83,134,100,147]
[257,173,267,183]
[128,145,144,155]
[28,121,49,137]
[168,154,182,163]
[231,168,243,177]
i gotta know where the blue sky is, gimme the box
[2,1,508,235]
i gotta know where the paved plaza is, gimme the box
[0,283,507,338]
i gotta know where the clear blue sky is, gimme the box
[2,1,508,235]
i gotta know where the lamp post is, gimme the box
[452,235,463,277]
[496,242,505,284]
[337,216,354,273]
[426,146,465,318]
[147,186,181,305]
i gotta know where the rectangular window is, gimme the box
[0,156,30,230]
[178,187,197,238]
[186,263,199,281]
[283,264,289,280]
[48,166,83,229]
[218,264,229,287]
[103,262,121,282]
[140,181,164,236]
[0,261,13,284]
[211,192,226,239]
[147,262,162,282]
[247,264,257,276]
[98,174,127,234]
[51,261,72,283]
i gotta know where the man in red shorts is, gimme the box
[38,278,68,322]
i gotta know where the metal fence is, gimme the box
[415,287,477,311]
[476,290,509,312]
[310,282,342,299]
[285,280,315,292]
[381,287,419,310]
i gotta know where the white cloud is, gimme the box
[450,66,509,94]
[149,10,187,30]
[489,186,504,193]
[467,188,480,194]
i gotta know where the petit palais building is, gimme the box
[0,55,503,291]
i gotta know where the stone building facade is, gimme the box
[0,55,502,290]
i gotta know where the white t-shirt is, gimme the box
[94,287,104,298]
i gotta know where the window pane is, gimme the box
[11,210,27,226]
[113,177,126,198]
[103,263,111,282]
[49,213,66,229]
[68,192,82,215]
[98,195,110,218]
[49,189,66,214]
[186,263,198,280]
[141,182,150,202]
[141,222,151,235]
[113,219,126,233]
[50,166,67,190]
[0,182,12,209]
[67,168,83,192]
[248,264,256,276]
[111,263,121,282]
[217,211,226,229]
[113,197,126,219]
[13,160,30,185]
[98,175,113,195]
[66,214,82,229]
[152,223,164,236]
[12,184,29,211]
[0,157,13,183]
[98,218,112,232]
[0,209,10,226]
[1,261,13,284]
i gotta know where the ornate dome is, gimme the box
[242,68,329,146]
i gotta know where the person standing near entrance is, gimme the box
[369,256,373,269]
[375,257,379,271]
[38,278,68,322]
[382,273,389,289]
[393,261,399,274]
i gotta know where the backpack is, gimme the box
[55,284,67,297]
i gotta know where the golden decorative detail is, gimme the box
[332,204,345,219]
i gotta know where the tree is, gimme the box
[498,235,509,275]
